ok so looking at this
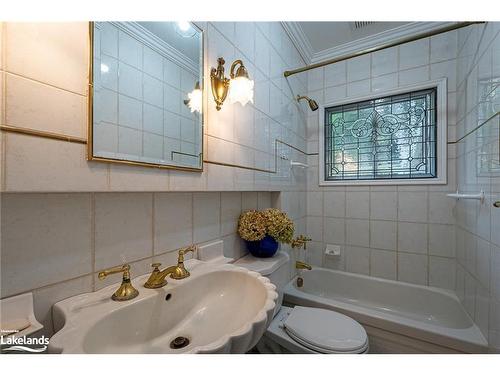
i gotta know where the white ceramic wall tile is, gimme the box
[398,66,430,86]
[143,47,163,80]
[370,249,396,280]
[143,74,163,108]
[347,55,370,82]
[118,31,143,69]
[371,48,398,77]
[193,193,221,243]
[428,192,455,224]
[108,164,169,191]
[221,192,242,236]
[1,194,92,297]
[306,241,324,267]
[429,256,455,290]
[235,22,255,61]
[154,193,193,253]
[94,193,153,269]
[399,39,429,70]
[4,23,88,94]
[398,192,428,222]
[323,191,346,218]
[371,73,398,93]
[398,222,428,254]
[5,73,87,137]
[370,220,397,250]
[492,245,500,301]
[118,63,143,99]
[430,60,457,92]
[241,192,258,210]
[345,191,369,219]
[306,191,323,216]
[345,246,370,275]
[347,79,371,97]
[257,192,272,209]
[4,134,109,192]
[370,191,397,220]
[430,31,458,64]
[346,219,369,247]
[323,217,345,245]
[308,68,324,92]
[324,61,347,87]
[398,252,428,285]
[306,216,323,242]
[100,23,118,58]
[324,84,347,103]
[429,224,455,257]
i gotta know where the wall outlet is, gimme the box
[325,244,341,257]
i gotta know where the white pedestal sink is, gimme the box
[49,260,278,353]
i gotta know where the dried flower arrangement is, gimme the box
[238,208,295,244]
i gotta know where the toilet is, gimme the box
[234,251,369,354]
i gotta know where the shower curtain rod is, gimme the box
[283,22,485,77]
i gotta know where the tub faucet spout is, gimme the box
[296,261,312,270]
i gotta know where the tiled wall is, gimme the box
[0,22,308,192]
[92,22,201,167]
[453,22,500,352]
[1,191,280,336]
[303,29,460,288]
[0,22,309,337]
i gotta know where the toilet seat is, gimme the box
[281,306,368,354]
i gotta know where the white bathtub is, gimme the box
[283,268,488,353]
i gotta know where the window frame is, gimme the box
[318,78,448,186]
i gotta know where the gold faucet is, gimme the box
[295,260,312,270]
[98,264,139,301]
[291,235,312,249]
[144,245,197,289]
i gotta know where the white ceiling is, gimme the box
[298,22,409,52]
[284,21,454,64]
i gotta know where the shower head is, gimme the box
[297,95,319,111]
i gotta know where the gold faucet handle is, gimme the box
[97,264,139,301]
[98,264,130,280]
[169,246,197,280]
[177,245,197,263]
[151,263,161,271]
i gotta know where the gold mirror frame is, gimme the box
[87,22,205,172]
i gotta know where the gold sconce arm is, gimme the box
[98,264,139,301]
[229,59,249,79]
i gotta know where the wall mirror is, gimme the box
[89,22,204,171]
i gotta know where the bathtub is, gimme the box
[283,268,488,353]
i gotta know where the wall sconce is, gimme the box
[183,81,202,113]
[210,57,254,111]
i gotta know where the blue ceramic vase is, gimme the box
[245,235,279,258]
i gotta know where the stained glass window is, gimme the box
[324,88,437,181]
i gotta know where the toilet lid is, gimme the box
[283,306,367,353]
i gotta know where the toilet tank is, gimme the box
[233,251,290,317]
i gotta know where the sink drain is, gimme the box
[170,336,190,349]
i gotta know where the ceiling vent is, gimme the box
[351,21,375,30]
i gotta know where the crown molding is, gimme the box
[282,22,314,64]
[284,22,457,66]
[102,21,200,76]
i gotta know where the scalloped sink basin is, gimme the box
[49,260,277,353]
